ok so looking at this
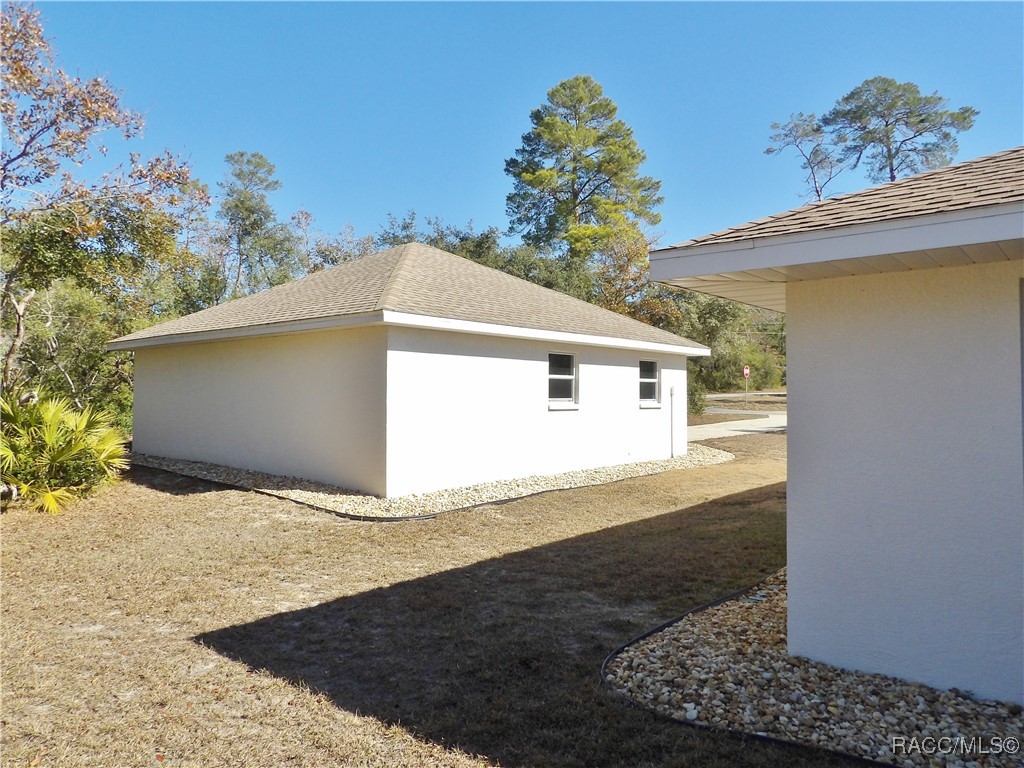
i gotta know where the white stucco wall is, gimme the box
[383,326,688,497]
[133,326,388,496]
[787,259,1024,703]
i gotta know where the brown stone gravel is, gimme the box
[605,570,1024,767]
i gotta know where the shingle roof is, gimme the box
[111,243,705,351]
[661,146,1024,249]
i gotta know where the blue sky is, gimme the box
[37,2,1024,247]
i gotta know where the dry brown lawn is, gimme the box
[687,412,769,426]
[1,434,860,768]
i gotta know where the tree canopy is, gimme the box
[217,151,300,299]
[768,76,978,195]
[822,76,978,182]
[504,75,663,276]
[0,3,199,388]
[3,11,791,434]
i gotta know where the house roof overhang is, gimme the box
[106,309,710,357]
[649,202,1024,312]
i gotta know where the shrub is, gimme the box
[687,368,707,415]
[692,341,785,393]
[1,390,128,513]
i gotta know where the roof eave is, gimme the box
[650,202,1024,312]
[380,311,710,356]
[106,310,386,351]
[651,202,1024,280]
[106,308,709,357]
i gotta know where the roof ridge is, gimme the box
[394,242,694,338]
[110,240,708,352]
[373,243,412,311]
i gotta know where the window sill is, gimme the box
[548,401,580,411]
[639,401,662,409]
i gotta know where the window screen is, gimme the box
[639,360,659,401]
[549,353,576,401]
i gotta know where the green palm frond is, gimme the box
[1,387,129,513]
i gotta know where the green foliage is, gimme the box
[1,390,128,513]
[505,75,663,269]
[678,293,785,393]
[694,341,784,392]
[218,151,301,299]
[771,77,978,195]
[822,77,978,183]
[769,78,977,196]
[592,230,690,331]
[291,212,375,273]
[17,281,137,431]
[686,370,707,415]
[1,5,201,389]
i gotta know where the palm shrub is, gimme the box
[1,390,129,513]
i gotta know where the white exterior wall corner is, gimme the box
[132,326,388,496]
[787,259,1024,704]
[382,326,689,497]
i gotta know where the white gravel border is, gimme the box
[131,444,734,519]
[605,570,1024,767]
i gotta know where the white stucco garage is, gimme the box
[109,243,709,498]
[650,147,1024,704]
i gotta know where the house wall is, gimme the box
[383,326,689,497]
[787,259,1024,703]
[132,326,388,496]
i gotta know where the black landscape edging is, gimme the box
[130,461,441,523]
[599,576,885,767]
[132,448,737,524]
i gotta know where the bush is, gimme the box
[687,368,707,415]
[1,390,129,513]
[692,341,784,393]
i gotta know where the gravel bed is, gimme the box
[605,571,1024,767]
[131,445,733,519]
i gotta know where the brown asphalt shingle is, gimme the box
[111,244,706,351]
[658,146,1024,250]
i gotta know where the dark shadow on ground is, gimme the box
[127,458,378,501]
[125,464,233,496]
[196,482,862,768]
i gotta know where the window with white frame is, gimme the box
[639,360,659,402]
[548,353,576,402]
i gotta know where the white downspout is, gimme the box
[670,385,676,457]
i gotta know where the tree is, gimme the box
[1,4,199,388]
[591,230,687,331]
[19,281,131,415]
[217,151,299,299]
[292,210,374,273]
[821,76,978,183]
[504,75,663,275]
[765,113,847,201]
[678,294,785,393]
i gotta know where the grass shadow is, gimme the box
[125,464,233,496]
[196,482,862,768]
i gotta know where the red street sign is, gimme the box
[743,365,750,379]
